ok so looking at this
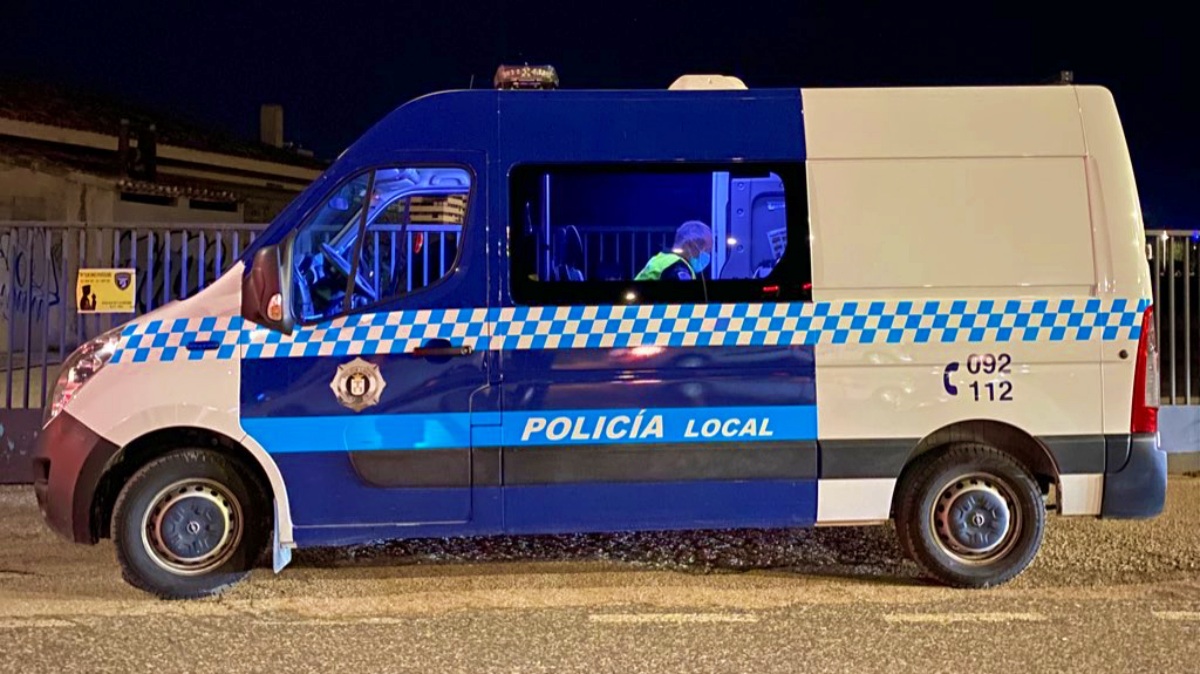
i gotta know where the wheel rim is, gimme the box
[929,472,1022,565]
[141,479,243,576]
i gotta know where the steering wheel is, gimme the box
[320,242,378,302]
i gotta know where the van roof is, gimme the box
[246,83,1106,257]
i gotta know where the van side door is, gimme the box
[498,162,817,533]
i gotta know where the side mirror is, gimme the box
[241,239,294,334]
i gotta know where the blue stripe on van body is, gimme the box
[273,452,494,529]
[501,480,816,535]
[242,404,817,453]
[286,481,815,545]
[240,345,814,419]
[498,344,815,413]
[239,352,498,419]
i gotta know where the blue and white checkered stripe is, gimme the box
[241,308,493,359]
[113,315,242,364]
[110,297,1150,364]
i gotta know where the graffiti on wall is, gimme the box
[0,225,254,360]
[0,229,63,323]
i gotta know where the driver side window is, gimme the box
[291,166,472,323]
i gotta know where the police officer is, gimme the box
[635,220,713,281]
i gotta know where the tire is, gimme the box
[894,443,1045,588]
[111,449,270,599]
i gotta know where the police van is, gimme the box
[33,70,1166,598]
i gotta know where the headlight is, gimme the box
[45,327,124,425]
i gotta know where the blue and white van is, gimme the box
[33,73,1166,598]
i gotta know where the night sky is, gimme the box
[3,1,1195,226]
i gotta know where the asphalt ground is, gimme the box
[1,478,1199,673]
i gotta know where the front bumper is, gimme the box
[1100,433,1167,519]
[33,412,120,544]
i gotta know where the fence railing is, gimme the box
[0,220,470,411]
[2,222,1199,412]
[0,221,265,410]
[1149,230,1200,405]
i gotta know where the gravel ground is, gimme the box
[1,477,1199,673]
[304,520,915,578]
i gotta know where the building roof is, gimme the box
[0,133,119,177]
[0,134,253,202]
[0,78,327,170]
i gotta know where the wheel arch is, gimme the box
[892,419,1062,516]
[90,426,292,544]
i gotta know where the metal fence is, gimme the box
[1150,231,1200,405]
[2,223,1199,412]
[0,221,265,410]
[0,219,470,412]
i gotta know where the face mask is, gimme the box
[690,251,711,273]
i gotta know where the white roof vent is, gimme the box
[668,74,748,91]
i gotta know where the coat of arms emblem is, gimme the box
[330,357,386,412]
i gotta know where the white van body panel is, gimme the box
[817,478,895,525]
[802,85,1149,521]
[807,157,1096,297]
[64,264,296,543]
[1075,86,1155,434]
[814,341,1102,439]
[801,86,1086,159]
[1060,474,1105,516]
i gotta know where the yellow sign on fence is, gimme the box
[76,269,136,314]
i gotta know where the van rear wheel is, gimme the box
[895,443,1045,588]
[111,449,269,599]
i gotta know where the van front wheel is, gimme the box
[111,449,269,599]
[895,444,1045,588]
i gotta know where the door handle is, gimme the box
[186,340,221,352]
[411,339,474,358]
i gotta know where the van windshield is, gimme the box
[291,166,472,322]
